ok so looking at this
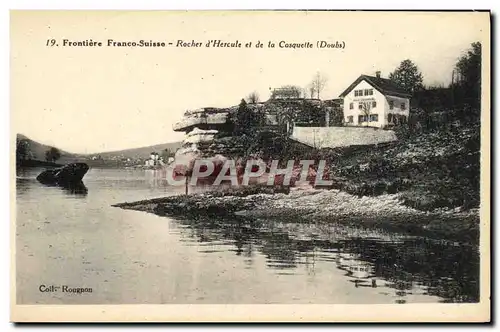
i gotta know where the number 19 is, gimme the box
[46,39,56,47]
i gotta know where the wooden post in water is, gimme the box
[185,168,193,197]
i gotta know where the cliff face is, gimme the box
[173,107,233,132]
[174,99,332,159]
[198,136,248,157]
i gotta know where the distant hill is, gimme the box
[16,133,81,164]
[92,142,182,160]
[16,134,182,163]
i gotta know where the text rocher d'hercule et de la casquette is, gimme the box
[61,39,342,49]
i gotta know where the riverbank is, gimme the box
[114,119,481,244]
[16,159,64,168]
[191,119,480,212]
[307,121,480,212]
[113,186,479,244]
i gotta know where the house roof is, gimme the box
[339,75,412,98]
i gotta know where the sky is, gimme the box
[11,11,489,154]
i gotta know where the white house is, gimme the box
[339,72,411,128]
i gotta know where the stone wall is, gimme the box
[291,126,397,149]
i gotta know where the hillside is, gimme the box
[93,142,182,160]
[191,113,480,213]
[326,121,480,212]
[16,134,81,164]
[16,134,182,165]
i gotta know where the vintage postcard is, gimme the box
[10,10,490,322]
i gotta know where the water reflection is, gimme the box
[15,178,32,197]
[172,215,479,303]
[59,181,88,196]
[15,167,480,304]
[17,177,88,197]
[341,237,480,303]
[17,167,89,197]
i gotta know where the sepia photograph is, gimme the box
[10,10,490,322]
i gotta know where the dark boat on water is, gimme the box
[36,163,89,186]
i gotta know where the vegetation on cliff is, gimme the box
[327,118,480,211]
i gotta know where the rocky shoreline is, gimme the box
[113,186,479,244]
[113,113,483,245]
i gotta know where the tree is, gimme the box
[329,107,344,126]
[360,101,372,127]
[16,139,29,161]
[276,106,296,137]
[311,71,328,99]
[389,59,424,94]
[246,91,260,104]
[306,83,316,99]
[45,147,61,163]
[454,42,481,107]
[234,99,262,135]
[161,148,173,161]
[297,101,324,126]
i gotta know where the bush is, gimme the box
[393,124,411,140]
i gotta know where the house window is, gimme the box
[401,103,406,110]
[389,101,394,110]
[372,101,377,108]
[349,103,354,110]
[388,113,393,123]
[364,89,373,96]
[347,116,353,123]
[370,114,378,122]
[358,103,363,110]
[358,115,367,123]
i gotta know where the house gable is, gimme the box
[339,75,412,99]
[341,78,410,128]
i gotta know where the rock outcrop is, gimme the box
[36,162,89,186]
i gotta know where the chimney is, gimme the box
[376,71,381,78]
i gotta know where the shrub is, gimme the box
[393,124,412,140]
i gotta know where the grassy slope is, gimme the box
[185,121,480,212]
[328,122,480,211]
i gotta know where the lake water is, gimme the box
[16,167,479,304]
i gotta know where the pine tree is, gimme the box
[389,59,424,94]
